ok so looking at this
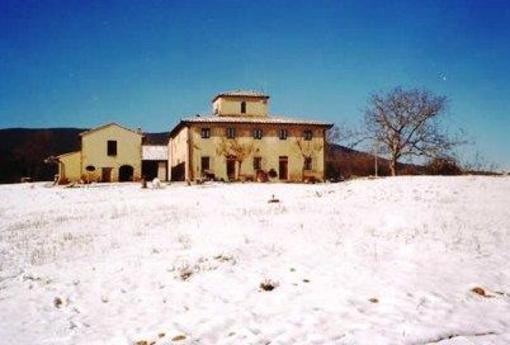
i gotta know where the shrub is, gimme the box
[304,176,318,184]
[171,335,186,341]
[58,177,69,185]
[260,278,279,291]
[426,157,462,175]
[54,297,63,308]
[256,170,268,182]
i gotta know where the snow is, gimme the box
[0,176,509,345]
[142,146,168,161]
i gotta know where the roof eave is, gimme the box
[57,151,80,158]
[182,118,334,127]
[79,122,144,137]
[169,120,190,139]
[211,94,270,103]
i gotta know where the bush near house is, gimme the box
[425,157,463,175]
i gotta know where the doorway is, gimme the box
[101,167,112,182]
[226,156,236,181]
[142,161,158,180]
[279,156,288,180]
[119,165,134,182]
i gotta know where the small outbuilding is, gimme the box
[57,123,144,183]
[142,145,168,181]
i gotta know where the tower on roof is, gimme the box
[212,90,269,117]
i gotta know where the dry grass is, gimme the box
[471,286,494,298]
[260,279,279,291]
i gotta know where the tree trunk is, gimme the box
[236,161,242,180]
[390,156,397,176]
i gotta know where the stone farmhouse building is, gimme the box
[57,123,167,183]
[169,91,333,182]
[56,90,332,183]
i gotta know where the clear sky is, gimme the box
[1,0,509,168]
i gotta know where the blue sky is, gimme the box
[1,0,509,168]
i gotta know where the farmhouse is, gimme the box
[57,123,168,183]
[169,90,333,182]
[56,91,332,183]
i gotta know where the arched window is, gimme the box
[240,101,246,114]
[85,165,96,172]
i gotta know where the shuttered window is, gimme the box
[226,127,236,139]
[107,140,117,156]
[279,129,288,140]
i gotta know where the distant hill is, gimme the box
[326,143,426,178]
[0,127,425,184]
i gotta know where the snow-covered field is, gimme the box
[1,176,509,345]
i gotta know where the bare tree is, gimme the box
[326,122,366,148]
[216,138,255,179]
[295,138,323,180]
[364,87,462,176]
[459,149,499,174]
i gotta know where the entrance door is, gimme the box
[142,161,158,180]
[279,156,288,180]
[102,167,112,182]
[157,161,167,181]
[226,156,236,181]
[119,165,134,182]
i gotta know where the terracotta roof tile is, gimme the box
[212,90,269,102]
[182,115,333,127]
[79,122,143,137]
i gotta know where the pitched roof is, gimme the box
[142,145,168,160]
[169,115,333,137]
[57,151,80,158]
[79,122,143,137]
[184,115,332,126]
[212,90,269,102]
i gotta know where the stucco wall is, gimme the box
[213,97,268,117]
[169,126,189,181]
[81,125,142,182]
[188,124,326,182]
[58,151,81,182]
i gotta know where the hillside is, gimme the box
[0,177,509,344]
[327,143,426,178]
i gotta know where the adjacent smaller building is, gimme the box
[57,123,168,183]
[142,145,168,181]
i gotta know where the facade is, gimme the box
[169,91,333,182]
[56,91,332,184]
[58,123,168,183]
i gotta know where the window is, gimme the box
[304,129,313,141]
[279,128,288,140]
[201,128,211,139]
[241,101,246,114]
[304,157,312,170]
[253,128,263,139]
[226,127,236,139]
[107,140,117,156]
[253,157,262,170]
[85,165,96,172]
[201,156,210,172]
